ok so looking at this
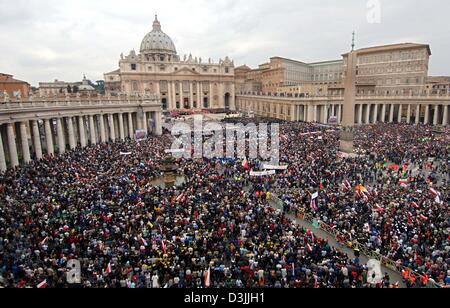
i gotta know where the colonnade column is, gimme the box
[89,115,97,145]
[406,105,411,124]
[356,104,362,124]
[397,105,403,123]
[19,122,31,164]
[128,113,134,138]
[99,115,107,143]
[323,105,328,123]
[415,106,421,125]
[154,112,162,136]
[67,117,76,150]
[365,104,371,124]
[56,118,65,154]
[433,105,439,126]
[372,104,378,124]
[118,113,125,141]
[108,114,116,141]
[32,121,43,160]
[0,132,6,172]
[6,123,19,168]
[78,116,87,148]
[44,119,54,156]
[380,104,386,123]
[443,105,449,126]
[424,105,430,125]
[338,104,343,124]
[389,104,394,123]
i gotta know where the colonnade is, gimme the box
[0,110,163,171]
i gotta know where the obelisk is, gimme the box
[339,33,357,153]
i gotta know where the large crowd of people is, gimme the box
[0,118,448,288]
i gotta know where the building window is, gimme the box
[131,64,137,71]
[225,67,229,73]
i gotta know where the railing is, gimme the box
[0,93,160,104]
[271,194,442,288]
[237,92,450,100]
[0,96,161,110]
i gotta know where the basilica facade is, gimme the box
[104,16,236,111]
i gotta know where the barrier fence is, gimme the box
[270,194,442,288]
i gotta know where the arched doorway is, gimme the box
[224,93,231,109]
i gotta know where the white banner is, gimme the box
[165,149,186,154]
[120,152,132,156]
[299,131,321,136]
[366,259,383,285]
[263,164,288,170]
[250,170,276,177]
[311,192,319,200]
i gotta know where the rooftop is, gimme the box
[343,43,432,56]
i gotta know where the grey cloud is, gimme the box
[0,0,449,86]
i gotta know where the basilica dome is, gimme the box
[140,16,177,55]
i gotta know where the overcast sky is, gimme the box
[1,0,449,86]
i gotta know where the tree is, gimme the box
[67,85,72,93]
[73,86,79,93]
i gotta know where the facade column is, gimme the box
[331,104,335,117]
[78,116,87,148]
[433,105,439,125]
[209,82,213,108]
[189,82,194,109]
[155,81,160,96]
[172,82,177,109]
[303,105,308,122]
[128,113,134,138]
[313,105,318,122]
[415,105,421,125]
[99,114,107,143]
[19,122,31,164]
[108,114,116,141]
[406,105,412,124]
[44,119,54,155]
[0,131,6,172]
[197,82,201,109]
[67,117,76,150]
[424,105,430,125]
[118,113,125,140]
[291,105,296,122]
[442,105,448,126]
[358,104,363,124]
[32,121,43,160]
[389,104,394,123]
[372,104,378,124]
[398,105,403,123]
[89,115,97,145]
[56,118,65,154]
[6,123,19,168]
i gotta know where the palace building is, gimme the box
[104,16,236,111]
